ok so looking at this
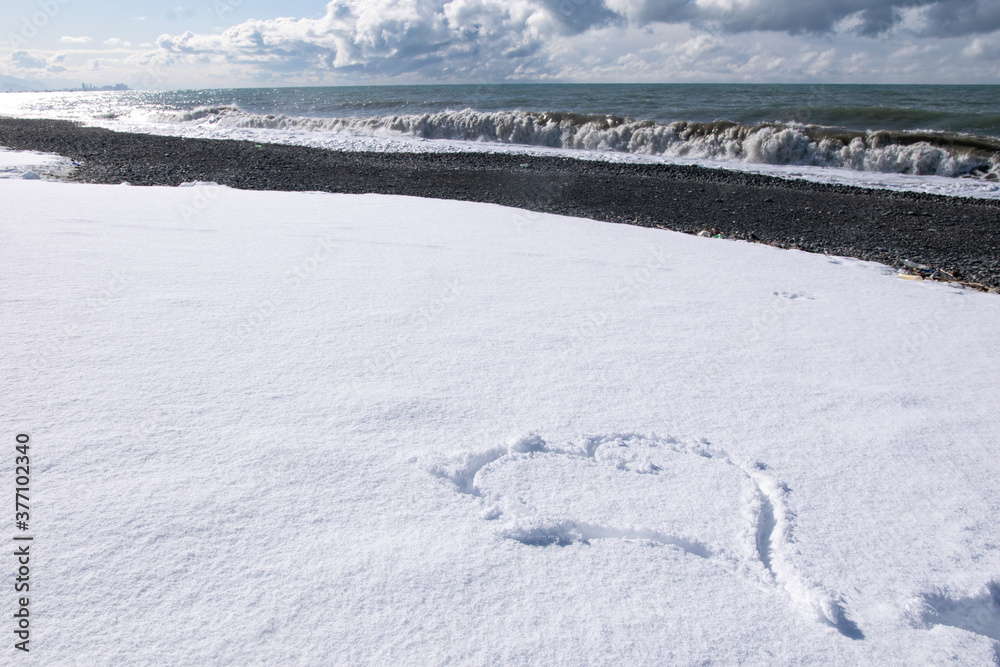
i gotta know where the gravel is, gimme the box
[3,116,999,289]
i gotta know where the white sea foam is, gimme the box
[142,105,999,179]
[2,92,999,199]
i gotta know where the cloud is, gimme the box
[16,0,997,86]
[8,51,48,69]
[541,0,624,34]
[2,50,70,77]
[60,36,94,44]
[921,0,1000,37]
[142,0,1000,83]
[963,34,1000,57]
[147,0,613,79]
[618,0,1000,37]
[619,0,898,35]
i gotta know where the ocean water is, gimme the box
[2,84,999,197]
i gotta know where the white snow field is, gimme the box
[2,176,1000,665]
[0,148,72,181]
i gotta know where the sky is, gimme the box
[2,0,999,89]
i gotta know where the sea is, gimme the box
[2,83,999,198]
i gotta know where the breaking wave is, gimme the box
[147,105,1000,180]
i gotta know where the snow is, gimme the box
[0,148,72,180]
[2,179,999,664]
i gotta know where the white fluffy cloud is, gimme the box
[132,0,1000,82]
[147,0,593,79]
[962,33,1000,58]
[8,51,47,69]
[2,50,67,76]
[59,36,93,44]
[3,0,999,86]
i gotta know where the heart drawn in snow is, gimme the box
[429,432,864,640]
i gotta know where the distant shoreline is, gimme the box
[2,115,999,289]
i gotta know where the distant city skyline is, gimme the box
[2,0,999,90]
